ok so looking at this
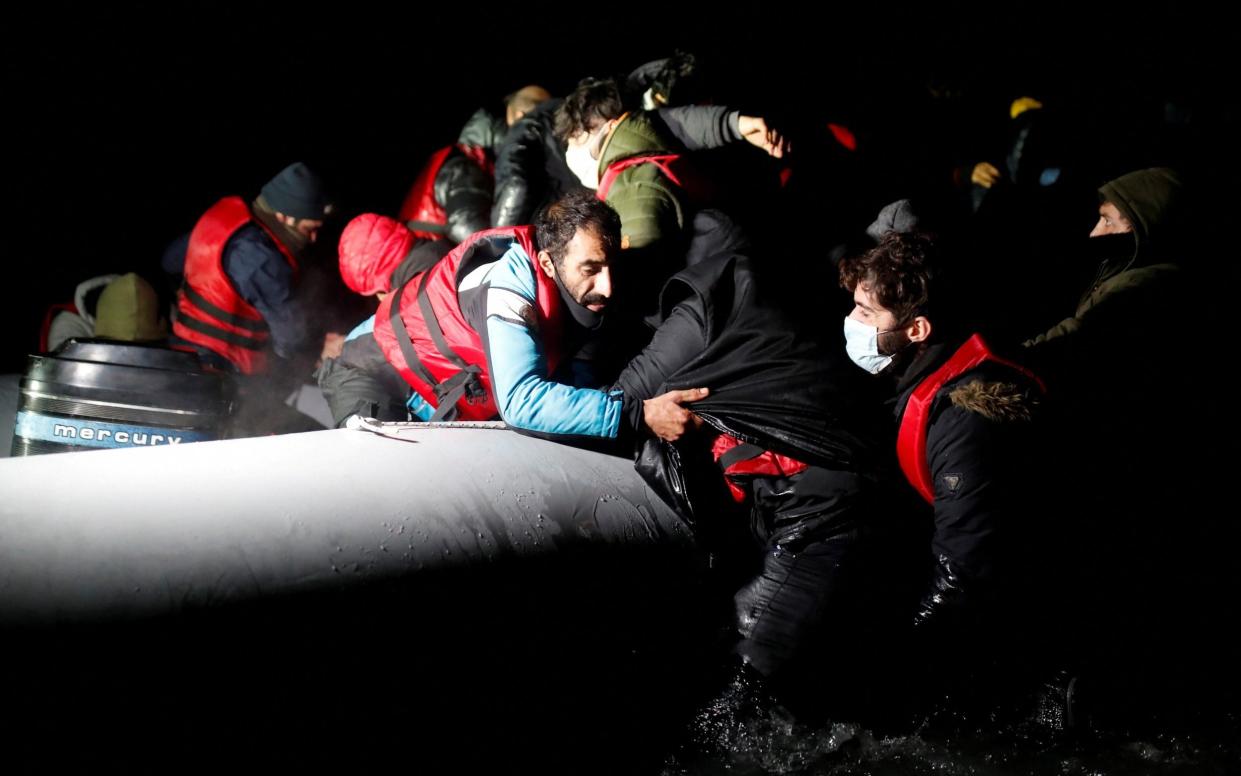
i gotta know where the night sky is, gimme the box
[3,2,1235,372]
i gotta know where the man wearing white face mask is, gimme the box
[839,231,1045,639]
[556,76,690,284]
[493,75,787,244]
[553,78,788,287]
[563,122,608,190]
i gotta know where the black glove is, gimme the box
[912,554,971,631]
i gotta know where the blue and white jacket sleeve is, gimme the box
[484,246,624,438]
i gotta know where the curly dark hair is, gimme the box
[554,77,625,143]
[534,190,621,269]
[838,231,940,324]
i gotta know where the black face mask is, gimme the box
[1081,231,1140,291]
[1085,231,1138,264]
[552,265,605,331]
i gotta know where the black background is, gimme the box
[2,5,1239,769]
[3,2,1236,371]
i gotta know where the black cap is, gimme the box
[260,162,331,220]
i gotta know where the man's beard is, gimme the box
[877,328,917,373]
[552,266,606,330]
[877,328,910,357]
[578,291,608,308]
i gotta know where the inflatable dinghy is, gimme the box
[0,422,694,625]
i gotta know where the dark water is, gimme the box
[662,669,1241,775]
[3,549,1238,774]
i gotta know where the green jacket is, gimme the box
[595,111,687,254]
[1025,167,1183,346]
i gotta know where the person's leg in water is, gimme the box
[731,465,900,714]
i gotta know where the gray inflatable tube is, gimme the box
[0,425,694,625]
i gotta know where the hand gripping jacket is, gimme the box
[397,144,493,241]
[896,334,1045,503]
[172,196,298,374]
[370,226,562,421]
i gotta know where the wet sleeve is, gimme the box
[926,405,1008,584]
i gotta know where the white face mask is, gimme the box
[565,140,600,189]
[843,315,895,374]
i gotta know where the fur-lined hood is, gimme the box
[949,378,1039,422]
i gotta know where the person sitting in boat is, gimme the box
[335,213,454,305]
[170,162,333,377]
[318,190,692,440]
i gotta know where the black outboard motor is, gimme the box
[11,339,233,456]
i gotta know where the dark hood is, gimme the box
[1098,166,1184,269]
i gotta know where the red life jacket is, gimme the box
[597,152,691,202]
[711,434,811,504]
[171,196,298,375]
[397,144,494,241]
[896,334,1046,503]
[371,226,562,421]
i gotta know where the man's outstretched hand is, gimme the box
[643,387,709,442]
[738,116,790,158]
